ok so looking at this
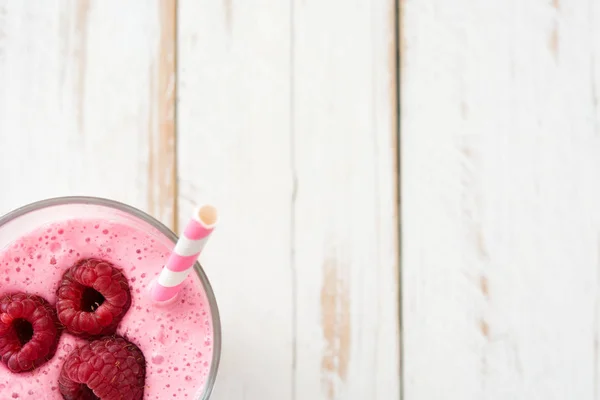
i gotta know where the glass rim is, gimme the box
[0,196,221,400]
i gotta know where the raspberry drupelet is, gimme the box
[0,292,61,373]
[56,259,132,338]
[59,336,146,400]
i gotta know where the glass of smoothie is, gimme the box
[0,196,221,399]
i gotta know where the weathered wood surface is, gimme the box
[178,1,399,398]
[0,0,176,229]
[402,0,600,399]
[0,1,400,399]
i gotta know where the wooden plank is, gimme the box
[177,1,293,399]
[147,0,177,230]
[178,1,399,399]
[402,0,600,399]
[0,0,176,229]
[292,1,399,399]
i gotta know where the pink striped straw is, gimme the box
[151,204,218,302]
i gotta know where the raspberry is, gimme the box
[0,292,61,372]
[59,336,146,400]
[56,259,131,338]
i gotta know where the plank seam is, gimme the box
[396,0,403,399]
[290,1,298,400]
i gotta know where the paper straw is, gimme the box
[151,205,218,302]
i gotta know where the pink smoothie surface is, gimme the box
[0,218,214,399]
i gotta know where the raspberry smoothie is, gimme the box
[0,202,218,399]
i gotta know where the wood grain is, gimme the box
[178,0,399,399]
[177,1,294,399]
[292,1,399,399]
[402,0,600,399]
[0,0,175,225]
[74,0,90,134]
[147,0,177,231]
[320,254,351,399]
[0,1,400,398]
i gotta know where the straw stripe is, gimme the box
[157,269,189,287]
[174,236,209,257]
[163,253,201,273]
[152,282,185,302]
[184,219,214,240]
[151,204,218,302]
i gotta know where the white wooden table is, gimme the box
[4,0,595,399]
[403,0,600,399]
[0,1,399,399]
